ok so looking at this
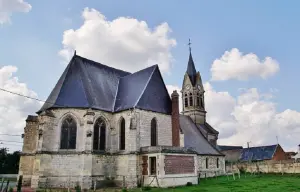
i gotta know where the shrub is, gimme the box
[186,182,193,186]
[142,186,151,191]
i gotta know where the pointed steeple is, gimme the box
[186,39,197,86]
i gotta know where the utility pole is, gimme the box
[247,141,251,148]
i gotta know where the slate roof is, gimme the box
[198,122,219,135]
[38,54,172,114]
[239,144,279,162]
[218,145,243,151]
[186,51,197,86]
[179,115,224,156]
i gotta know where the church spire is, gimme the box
[186,39,197,86]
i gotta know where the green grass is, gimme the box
[130,174,300,192]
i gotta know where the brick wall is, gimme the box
[272,145,288,161]
[164,155,195,174]
[171,90,180,146]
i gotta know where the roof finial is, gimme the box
[188,38,192,53]
[74,50,76,56]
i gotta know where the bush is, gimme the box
[238,166,246,174]
[8,187,13,192]
[186,182,193,186]
[142,186,151,191]
[75,182,81,192]
[121,188,128,192]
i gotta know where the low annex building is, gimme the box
[18,48,225,189]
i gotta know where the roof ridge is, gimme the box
[112,78,120,111]
[245,144,278,149]
[74,54,131,75]
[133,65,157,108]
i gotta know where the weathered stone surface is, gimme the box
[18,108,225,189]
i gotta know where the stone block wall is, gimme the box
[137,109,172,147]
[19,107,173,189]
[18,116,39,186]
[198,155,225,177]
[226,160,300,174]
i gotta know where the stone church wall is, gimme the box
[136,109,172,147]
[20,108,173,189]
[197,155,225,178]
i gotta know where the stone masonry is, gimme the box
[19,107,224,189]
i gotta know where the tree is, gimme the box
[0,147,20,174]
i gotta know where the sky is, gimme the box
[0,0,300,153]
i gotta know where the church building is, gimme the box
[18,46,225,189]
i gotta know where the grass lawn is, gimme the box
[130,174,300,192]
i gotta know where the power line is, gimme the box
[0,142,22,146]
[0,87,66,108]
[0,140,23,144]
[0,133,21,137]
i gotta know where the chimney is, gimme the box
[298,144,300,153]
[171,90,180,147]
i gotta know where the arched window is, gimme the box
[196,93,200,106]
[206,158,209,169]
[60,115,77,149]
[119,117,125,150]
[93,118,106,151]
[151,118,157,146]
[200,97,204,108]
[184,94,188,107]
[189,93,193,106]
[217,158,219,168]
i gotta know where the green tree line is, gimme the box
[0,148,20,174]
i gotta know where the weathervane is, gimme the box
[188,38,192,52]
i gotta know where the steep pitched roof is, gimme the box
[114,65,172,114]
[198,122,219,135]
[186,52,197,86]
[239,144,279,162]
[179,115,224,156]
[38,54,172,114]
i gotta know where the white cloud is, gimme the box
[0,65,41,152]
[59,8,176,73]
[167,82,300,152]
[210,48,280,81]
[0,0,32,24]
[204,83,300,152]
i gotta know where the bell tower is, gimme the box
[181,39,206,125]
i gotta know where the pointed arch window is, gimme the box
[189,93,193,106]
[200,97,204,108]
[60,116,77,149]
[184,93,188,107]
[206,158,209,169]
[196,93,200,106]
[217,158,219,168]
[151,118,157,146]
[93,118,106,151]
[119,117,125,150]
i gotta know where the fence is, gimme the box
[225,160,300,174]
